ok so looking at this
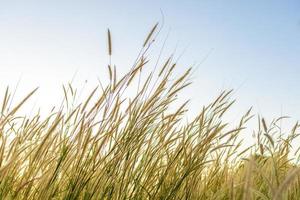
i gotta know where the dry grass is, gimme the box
[0,24,300,199]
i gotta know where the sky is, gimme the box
[0,0,300,130]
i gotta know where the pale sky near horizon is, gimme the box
[0,1,300,129]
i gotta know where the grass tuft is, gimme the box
[0,25,300,199]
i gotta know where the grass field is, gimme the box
[1,24,300,200]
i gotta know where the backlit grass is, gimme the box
[0,24,300,200]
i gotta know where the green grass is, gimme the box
[0,24,300,199]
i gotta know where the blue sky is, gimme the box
[0,0,300,125]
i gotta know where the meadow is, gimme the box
[0,24,300,200]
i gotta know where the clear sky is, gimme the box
[0,0,300,126]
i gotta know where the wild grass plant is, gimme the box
[0,24,300,199]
